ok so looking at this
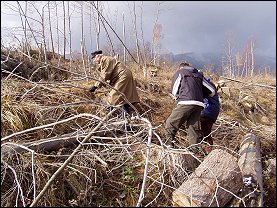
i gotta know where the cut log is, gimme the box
[172,149,243,207]
[236,133,264,207]
[147,145,200,170]
[132,143,201,176]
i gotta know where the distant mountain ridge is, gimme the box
[169,52,276,74]
[66,51,276,74]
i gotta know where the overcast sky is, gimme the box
[1,1,276,58]
[107,1,276,57]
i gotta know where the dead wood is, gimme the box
[232,133,264,207]
[146,144,200,169]
[220,76,276,90]
[172,148,243,207]
[1,128,125,157]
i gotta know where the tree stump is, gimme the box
[172,149,243,207]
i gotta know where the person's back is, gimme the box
[99,55,128,85]
[172,65,204,105]
[201,79,220,122]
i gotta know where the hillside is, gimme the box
[1,49,276,207]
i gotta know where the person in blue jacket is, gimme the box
[199,77,220,153]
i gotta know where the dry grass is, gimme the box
[1,49,276,207]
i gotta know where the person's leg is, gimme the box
[200,117,214,145]
[187,121,202,145]
[186,106,203,145]
[200,117,214,154]
[165,105,194,147]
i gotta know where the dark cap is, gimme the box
[91,50,102,59]
[179,62,190,68]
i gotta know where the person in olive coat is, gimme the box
[90,50,140,113]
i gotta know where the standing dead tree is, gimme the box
[138,1,148,73]
[14,1,40,53]
[67,1,72,70]
[150,2,165,66]
[62,1,66,60]
[90,1,138,64]
[222,31,236,78]
[242,37,255,77]
[128,1,141,64]
[122,12,127,63]
[47,2,55,59]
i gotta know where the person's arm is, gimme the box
[202,77,215,97]
[171,71,181,97]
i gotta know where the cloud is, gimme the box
[1,1,276,58]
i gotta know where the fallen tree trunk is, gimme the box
[1,128,124,156]
[172,149,243,207]
[234,133,264,207]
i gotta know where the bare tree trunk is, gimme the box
[41,4,48,64]
[241,48,248,77]
[151,2,163,65]
[30,2,48,64]
[100,16,115,55]
[19,1,31,58]
[224,31,236,78]
[122,12,127,63]
[89,4,93,52]
[63,1,66,60]
[96,1,101,50]
[48,2,55,59]
[250,39,255,77]
[152,3,160,65]
[138,1,148,77]
[87,4,93,73]
[130,1,140,63]
[90,1,138,64]
[67,1,72,71]
[55,1,61,66]
[24,1,31,59]
[16,1,40,50]
[18,1,28,59]
[80,2,87,78]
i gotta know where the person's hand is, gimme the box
[89,86,97,92]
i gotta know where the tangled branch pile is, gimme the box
[1,49,276,207]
